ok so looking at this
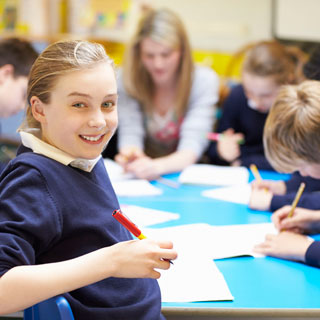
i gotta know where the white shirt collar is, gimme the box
[19,129,101,172]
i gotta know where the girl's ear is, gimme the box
[31,96,46,124]
[0,64,14,84]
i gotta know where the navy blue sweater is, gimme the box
[207,84,273,170]
[306,241,320,268]
[271,172,320,211]
[0,146,164,320]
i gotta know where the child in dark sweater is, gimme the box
[253,81,320,268]
[207,40,306,170]
[250,47,320,211]
[0,40,177,319]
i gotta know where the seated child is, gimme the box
[250,47,320,211]
[0,37,38,173]
[0,40,177,319]
[253,80,320,267]
[207,40,306,170]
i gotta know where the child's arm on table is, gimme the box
[253,231,313,262]
[0,239,177,315]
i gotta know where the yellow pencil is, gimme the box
[287,182,306,218]
[250,164,262,181]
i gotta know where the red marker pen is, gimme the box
[112,209,146,240]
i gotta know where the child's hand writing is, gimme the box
[108,239,177,279]
[249,187,273,210]
[253,231,313,262]
[251,179,286,195]
[272,206,320,234]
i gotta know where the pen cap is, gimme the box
[112,209,141,237]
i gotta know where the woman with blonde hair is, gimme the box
[115,8,219,180]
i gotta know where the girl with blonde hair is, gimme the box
[0,40,177,319]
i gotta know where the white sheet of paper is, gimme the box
[179,164,249,186]
[146,224,233,302]
[120,204,180,227]
[145,222,278,261]
[103,159,163,196]
[104,158,134,181]
[211,223,278,259]
[112,179,163,197]
[202,184,252,204]
[158,252,234,302]
[145,224,230,302]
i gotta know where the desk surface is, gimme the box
[118,170,320,318]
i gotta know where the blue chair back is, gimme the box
[24,296,74,320]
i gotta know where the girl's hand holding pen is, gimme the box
[109,239,177,279]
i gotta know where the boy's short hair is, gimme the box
[264,80,320,172]
[0,37,38,77]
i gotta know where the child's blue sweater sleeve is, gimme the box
[271,192,320,211]
[285,172,320,192]
[305,241,320,268]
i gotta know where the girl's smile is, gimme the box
[80,133,106,144]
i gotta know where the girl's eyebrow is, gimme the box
[67,92,118,98]
[68,92,91,98]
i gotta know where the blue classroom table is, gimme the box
[118,171,320,320]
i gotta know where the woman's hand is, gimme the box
[122,156,163,180]
[115,146,145,167]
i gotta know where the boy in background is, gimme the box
[0,37,38,173]
[250,47,320,211]
[254,80,320,267]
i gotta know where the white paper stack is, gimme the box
[104,159,162,197]
[179,164,249,186]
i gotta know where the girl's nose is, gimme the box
[88,110,106,129]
